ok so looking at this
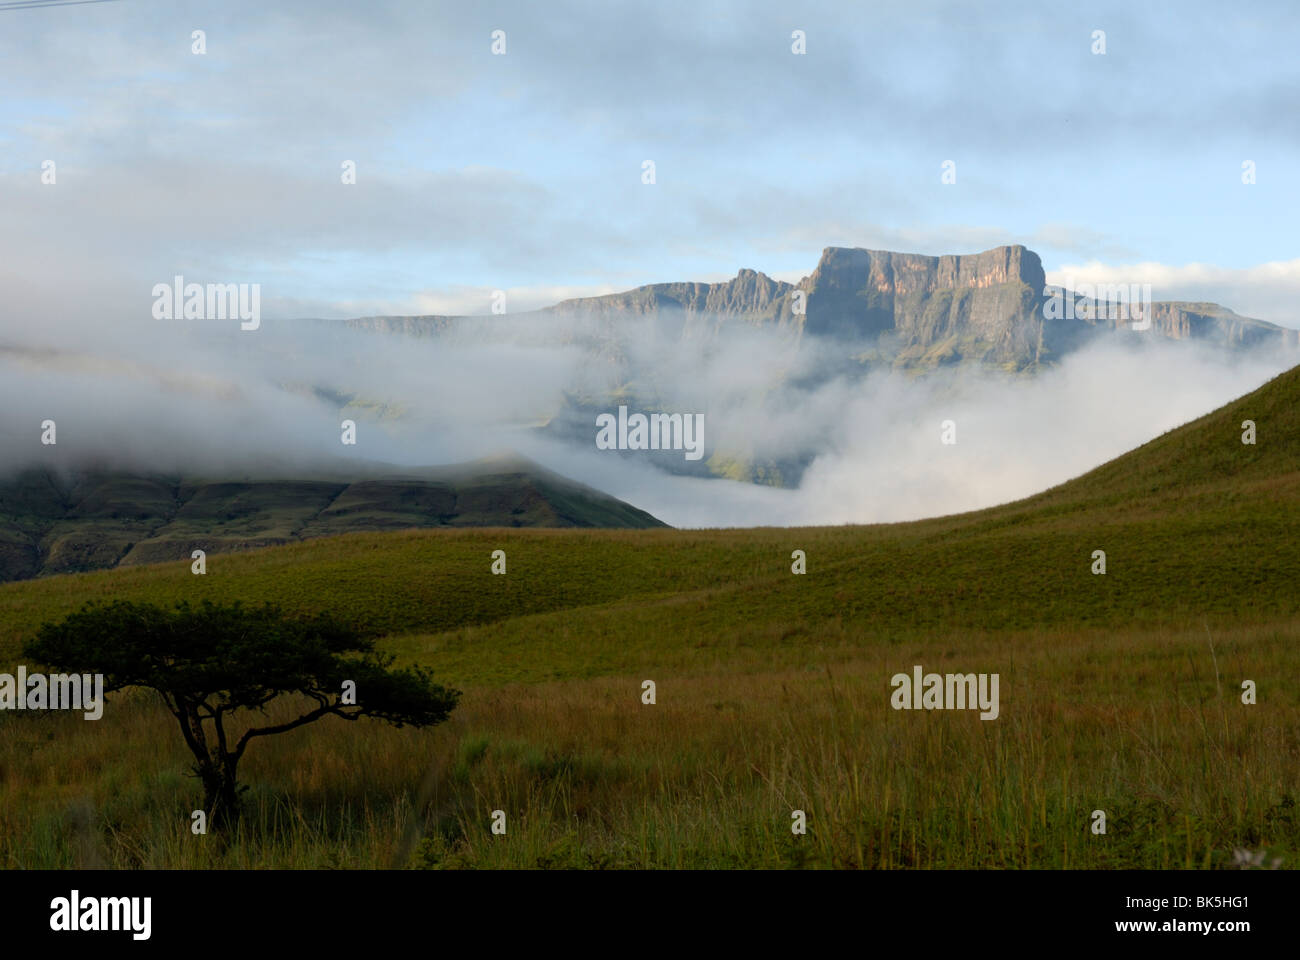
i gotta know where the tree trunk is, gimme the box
[197,755,243,831]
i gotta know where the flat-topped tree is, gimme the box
[23,599,460,830]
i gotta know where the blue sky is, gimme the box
[3,0,1299,324]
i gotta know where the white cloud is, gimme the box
[1,294,1292,530]
[263,283,636,320]
[1048,258,1300,329]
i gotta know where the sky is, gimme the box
[3,0,1300,325]
[2,1,1297,529]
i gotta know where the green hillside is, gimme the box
[0,454,667,583]
[4,363,1296,660]
[1,363,1297,869]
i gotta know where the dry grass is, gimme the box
[3,620,1295,869]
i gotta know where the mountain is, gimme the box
[0,455,666,582]
[549,244,1047,363]
[347,244,1298,369]
[331,245,1300,489]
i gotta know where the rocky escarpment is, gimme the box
[547,244,1052,366]
[1082,299,1296,350]
[548,244,1300,368]
[792,245,1048,365]
[344,243,1296,369]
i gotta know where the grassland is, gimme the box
[1,363,1298,869]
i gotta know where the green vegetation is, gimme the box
[0,455,666,582]
[1,364,1298,868]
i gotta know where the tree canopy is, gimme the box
[24,599,460,829]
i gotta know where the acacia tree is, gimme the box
[24,599,460,830]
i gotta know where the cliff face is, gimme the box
[801,244,1045,305]
[792,245,1047,365]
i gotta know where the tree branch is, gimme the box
[232,701,346,761]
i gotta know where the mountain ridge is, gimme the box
[345,243,1298,368]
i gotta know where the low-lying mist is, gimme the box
[1,307,1292,528]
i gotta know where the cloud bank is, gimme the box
[1,305,1291,529]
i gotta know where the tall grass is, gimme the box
[2,621,1295,869]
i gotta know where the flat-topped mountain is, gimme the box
[794,244,1048,362]
[551,244,1043,324]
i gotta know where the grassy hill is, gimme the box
[0,454,666,582]
[1,363,1297,869]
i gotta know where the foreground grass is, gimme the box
[2,619,1296,869]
